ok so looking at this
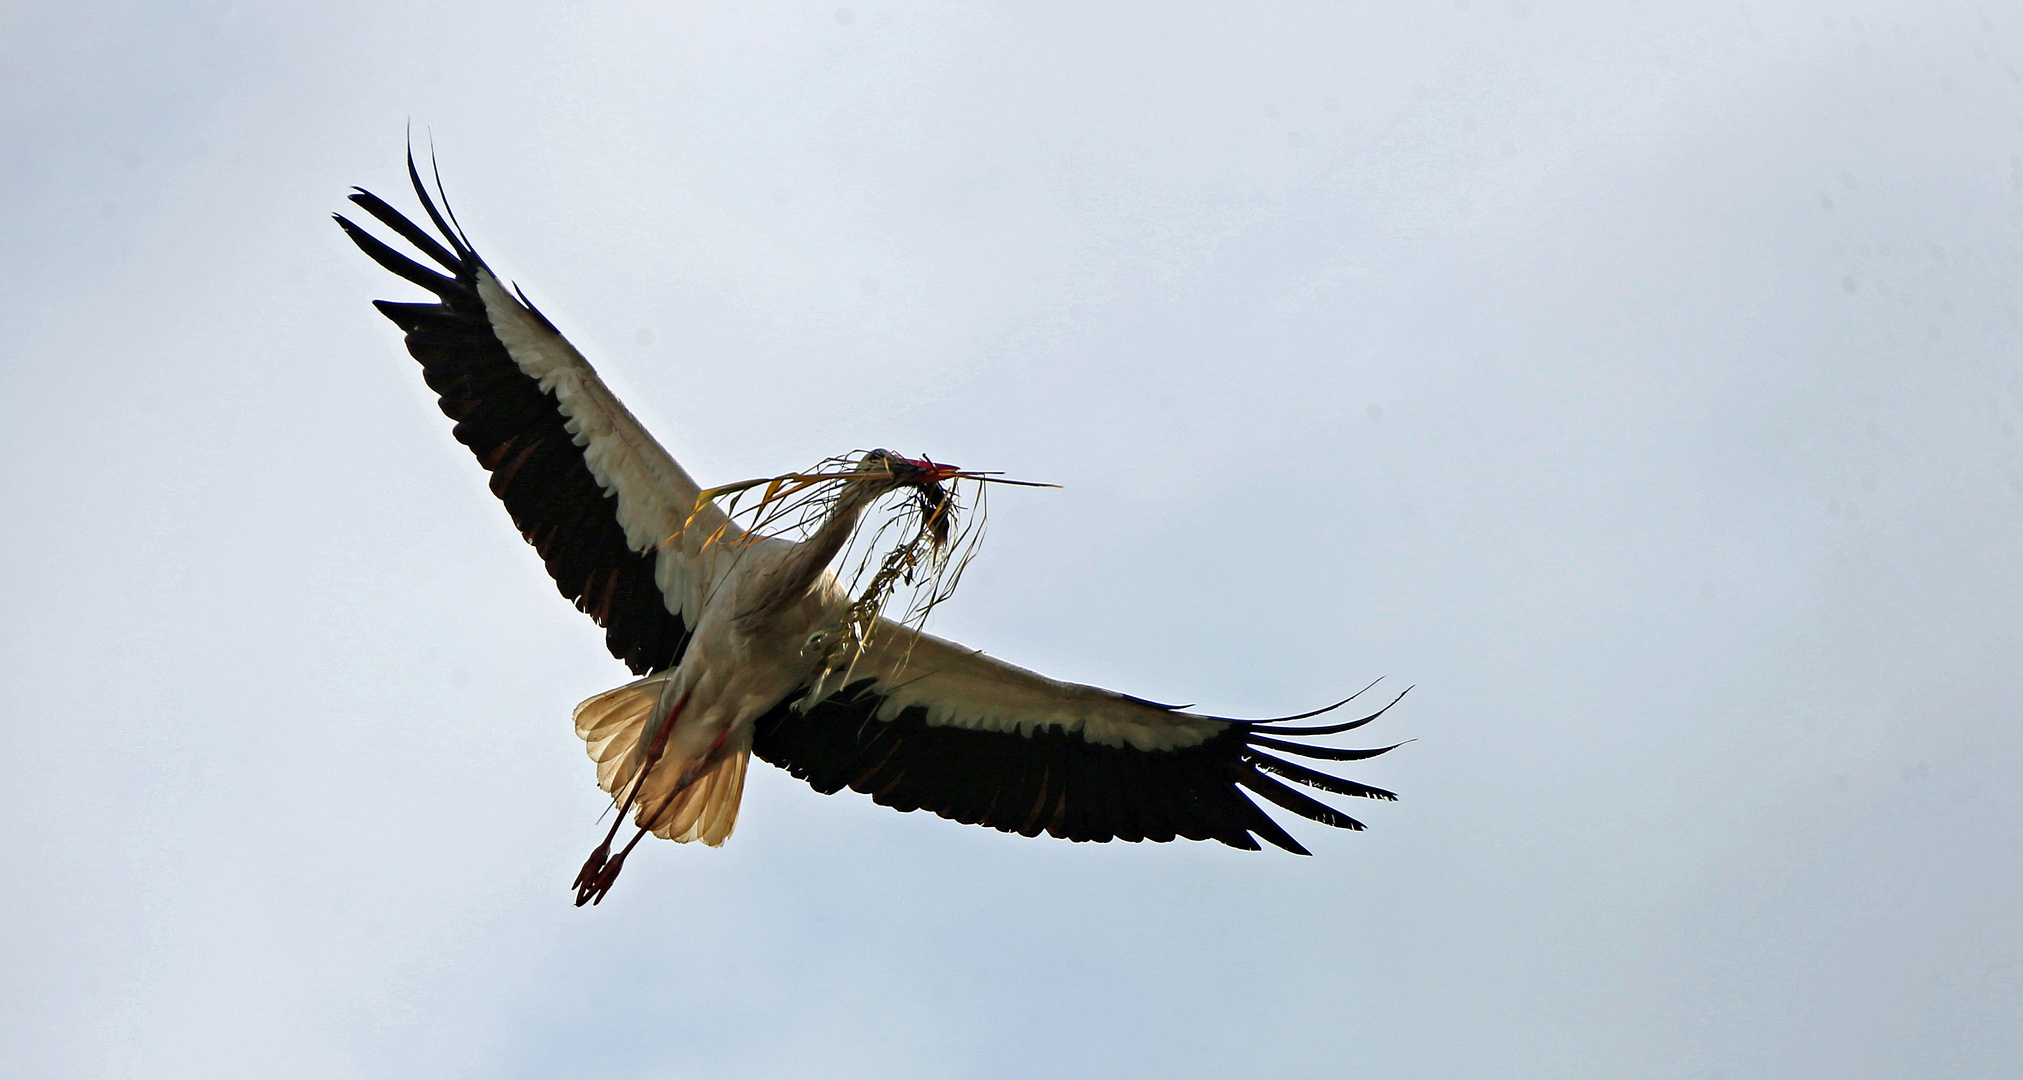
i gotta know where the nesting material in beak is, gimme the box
[882,454,960,549]
[687,448,1057,683]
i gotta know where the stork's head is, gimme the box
[859,448,960,547]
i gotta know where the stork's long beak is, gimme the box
[891,455,962,484]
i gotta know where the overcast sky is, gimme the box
[4,2,2021,1078]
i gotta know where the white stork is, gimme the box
[335,153,1404,905]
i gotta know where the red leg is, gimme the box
[573,688,690,905]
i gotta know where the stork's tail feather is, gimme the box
[644,748,748,845]
[573,677,750,846]
[575,675,666,790]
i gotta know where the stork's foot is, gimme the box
[574,846,628,907]
[572,839,616,905]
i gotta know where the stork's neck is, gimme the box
[733,480,884,629]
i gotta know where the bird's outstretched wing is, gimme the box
[753,626,1403,853]
[334,153,732,674]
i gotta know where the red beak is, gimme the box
[896,455,960,482]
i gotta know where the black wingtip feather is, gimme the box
[425,144,477,255]
[347,187,463,273]
[406,148,472,262]
[371,299,444,333]
[1245,750,1399,802]
[1236,767,1370,832]
[335,214,459,296]
[1247,736,1408,763]
[1232,789,1311,854]
[1253,688,1411,737]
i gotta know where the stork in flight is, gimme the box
[335,153,1404,905]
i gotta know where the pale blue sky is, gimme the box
[4,3,2020,1077]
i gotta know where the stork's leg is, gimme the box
[573,725,731,907]
[571,778,644,899]
[573,689,688,902]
